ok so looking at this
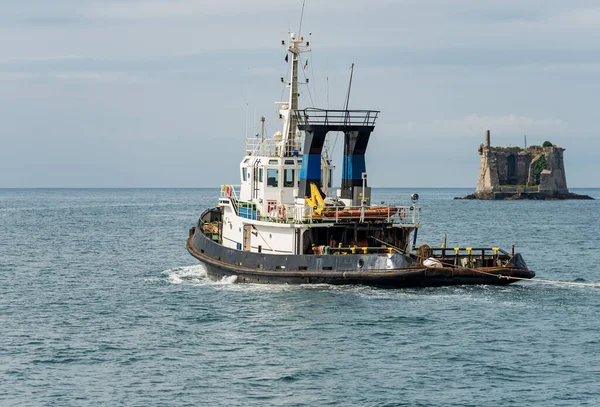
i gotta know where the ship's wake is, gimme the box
[162,265,238,286]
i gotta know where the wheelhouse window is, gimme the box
[258,168,263,182]
[242,167,248,181]
[268,159,279,165]
[267,169,279,187]
[284,168,294,187]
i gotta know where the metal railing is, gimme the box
[295,108,380,127]
[217,185,420,226]
[245,137,303,157]
[262,203,420,225]
[421,247,513,268]
[245,138,276,157]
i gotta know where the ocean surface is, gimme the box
[2,187,600,406]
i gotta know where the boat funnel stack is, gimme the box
[295,109,379,202]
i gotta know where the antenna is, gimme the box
[326,76,330,109]
[245,100,248,138]
[524,134,527,149]
[344,63,354,111]
[298,0,306,37]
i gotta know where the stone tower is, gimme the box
[467,131,588,200]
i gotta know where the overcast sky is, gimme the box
[1,0,599,188]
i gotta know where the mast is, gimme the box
[280,33,310,157]
[288,35,299,146]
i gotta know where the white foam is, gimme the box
[162,264,209,285]
[216,275,238,285]
[162,264,243,287]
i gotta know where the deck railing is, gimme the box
[420,247,514,268]
[263,203,420,225]
[218,185,420,225]
[245,137,303,157]
[295,108,380,127]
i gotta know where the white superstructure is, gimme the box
[215,33,419,256]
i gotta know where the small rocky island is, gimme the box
[458,131,593,200]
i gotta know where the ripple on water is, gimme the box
[3,188,600,407]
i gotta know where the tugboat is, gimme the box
[186,32,535,287]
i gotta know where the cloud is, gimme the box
[0,72,33,81]
[564,7,600,27]
[5,55,87,62]
[0,70,138,83]
[390,115,568,139]
[51,71,139,82]
[84,0,301,20]
[437,114,567,135]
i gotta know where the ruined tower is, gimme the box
[467,131,590,200]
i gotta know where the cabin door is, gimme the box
[243,224,252,252]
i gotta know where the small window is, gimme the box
[267,169,279,187]
[284,169,294,187]
[284,159,295,165]
[268,159,279,165]
[242,167,248,181]
[258,168,263,182]
[328,169,333,188]
[243,158,250,164]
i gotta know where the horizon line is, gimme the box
[1,186,599,190]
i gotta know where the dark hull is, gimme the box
[187,228,535,288]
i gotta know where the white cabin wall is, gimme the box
[251,225,296,254]
[221,209,297,254]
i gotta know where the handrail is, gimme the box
[260,203,420,225]
[427,247,510,256]
[295,108,380,127]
